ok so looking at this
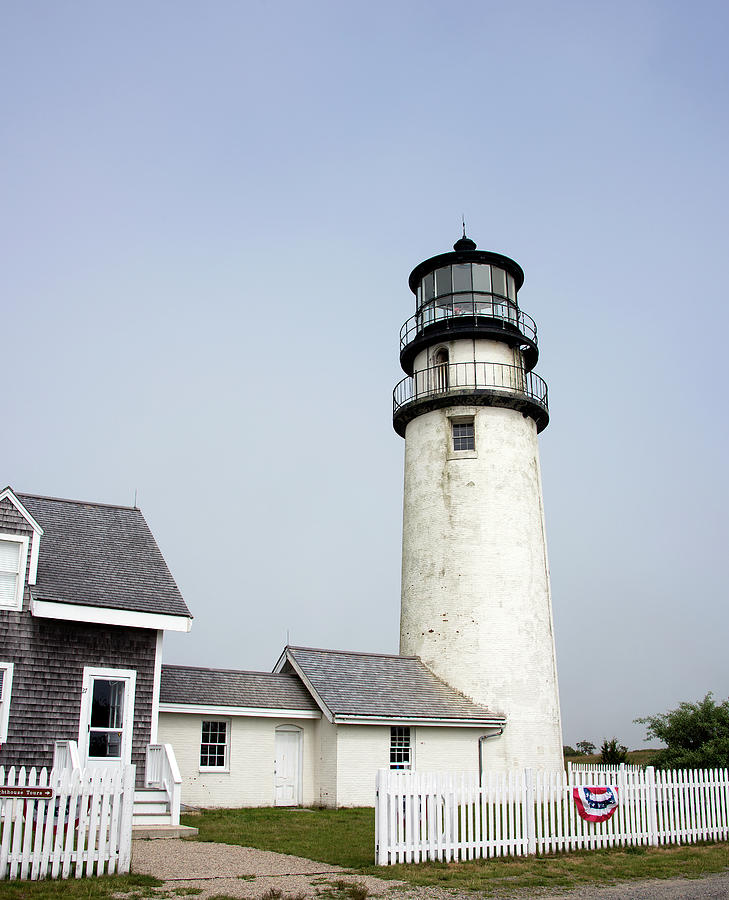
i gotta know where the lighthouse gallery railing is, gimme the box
[399,298,538,352]
[393,361,548,416]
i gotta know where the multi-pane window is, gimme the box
[88,679,125,759]
[200,720,228,769]
[452,420,475,451]
[0,537,27,610]
[390,726,411,770]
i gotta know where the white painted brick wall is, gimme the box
[316,716,338,807]
[158,713,318,808]
[414,726,483,774]
[335,725,390,806]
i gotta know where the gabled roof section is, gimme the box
[160,665,320,712]
[278,646,505,724]
[17,493,191,620]
[0,487,44,535]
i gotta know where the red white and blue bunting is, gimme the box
[572,785,619,823]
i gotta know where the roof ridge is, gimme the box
[287,644,418,660]
[162,664,300,677]
[18,492,139,512]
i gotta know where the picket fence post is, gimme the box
[117,765,135,874]
[524,768,536,855]
[375,770,389,865]
[646,766,659,846]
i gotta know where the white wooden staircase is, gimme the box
[133,744,197,839]
[53,740,197,840]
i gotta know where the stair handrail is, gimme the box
[145,743,182,826]
[52,739,81,773]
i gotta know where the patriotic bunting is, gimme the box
[572,785,619,822]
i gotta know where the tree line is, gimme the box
[564,694,729,768]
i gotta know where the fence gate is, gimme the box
[0,763,134,879]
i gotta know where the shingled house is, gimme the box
[158,646,505,807]
[0,486,192,785]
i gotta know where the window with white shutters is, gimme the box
[0,663,14,742]
[0,536,28,610]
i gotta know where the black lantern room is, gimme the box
[393,236,549,436]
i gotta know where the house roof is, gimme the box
[18,493,191,619]
[280,646,505,724]
[160,664,320,711]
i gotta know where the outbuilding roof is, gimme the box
[160,665,320,711]
[19,493,191,619]
[279,646,505,724]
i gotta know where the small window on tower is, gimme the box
[452,420,475,451]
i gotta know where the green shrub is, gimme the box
[600,737,628,764]
[635,693,729,769]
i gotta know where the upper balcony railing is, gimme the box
[393,361,549,435]
[400,294,538,352]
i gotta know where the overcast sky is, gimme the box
[3,1,728,749]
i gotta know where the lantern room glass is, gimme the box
[416,263,518,326]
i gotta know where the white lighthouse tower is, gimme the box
[395,234,563,771]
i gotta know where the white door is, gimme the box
[274,727,302,806]
[78,667,136,770]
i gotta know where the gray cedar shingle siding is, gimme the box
[0,493,187,786]
[1,615,156,784]
[160,665,319,711]
[286,646,504,722]
[19,494,190,618]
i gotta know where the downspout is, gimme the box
[478,727,504,787]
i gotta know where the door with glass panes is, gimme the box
[78,667,136,769]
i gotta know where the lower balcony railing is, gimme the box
[393,361,549,434]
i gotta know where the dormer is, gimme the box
[0,487,43,611]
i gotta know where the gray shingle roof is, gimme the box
[286,646,504,722]
[19,493,191,619]
[160,665,319,711]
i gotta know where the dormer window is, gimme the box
[0,535,29,610]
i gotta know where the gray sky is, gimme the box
[3,1,728,750]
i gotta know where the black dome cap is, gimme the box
[408,236,525,295]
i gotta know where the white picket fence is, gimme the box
[0,764,134,879]
[375,766,729,864]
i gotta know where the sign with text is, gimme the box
[0,787,54,799]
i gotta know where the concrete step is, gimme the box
[133,788,172,825]
[132,823,199,839]
[134,789,168,803]
[132,813,174,825]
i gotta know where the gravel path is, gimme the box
[131,839,729,900]
[131,838,401,899]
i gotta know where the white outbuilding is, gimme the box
[158,646,504,808]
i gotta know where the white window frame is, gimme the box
[0,663,15,743]
[390,725,414,770]
[78,666,137,768]
[0,534,29,611]
[447,412,478,460]
[199,718,230,772]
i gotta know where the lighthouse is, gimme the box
[394,235,563,771]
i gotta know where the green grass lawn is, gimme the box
[180,806,729,894]
[181,806,375,868]
[0,873,165,900]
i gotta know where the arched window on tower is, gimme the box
[434,348,449,393]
